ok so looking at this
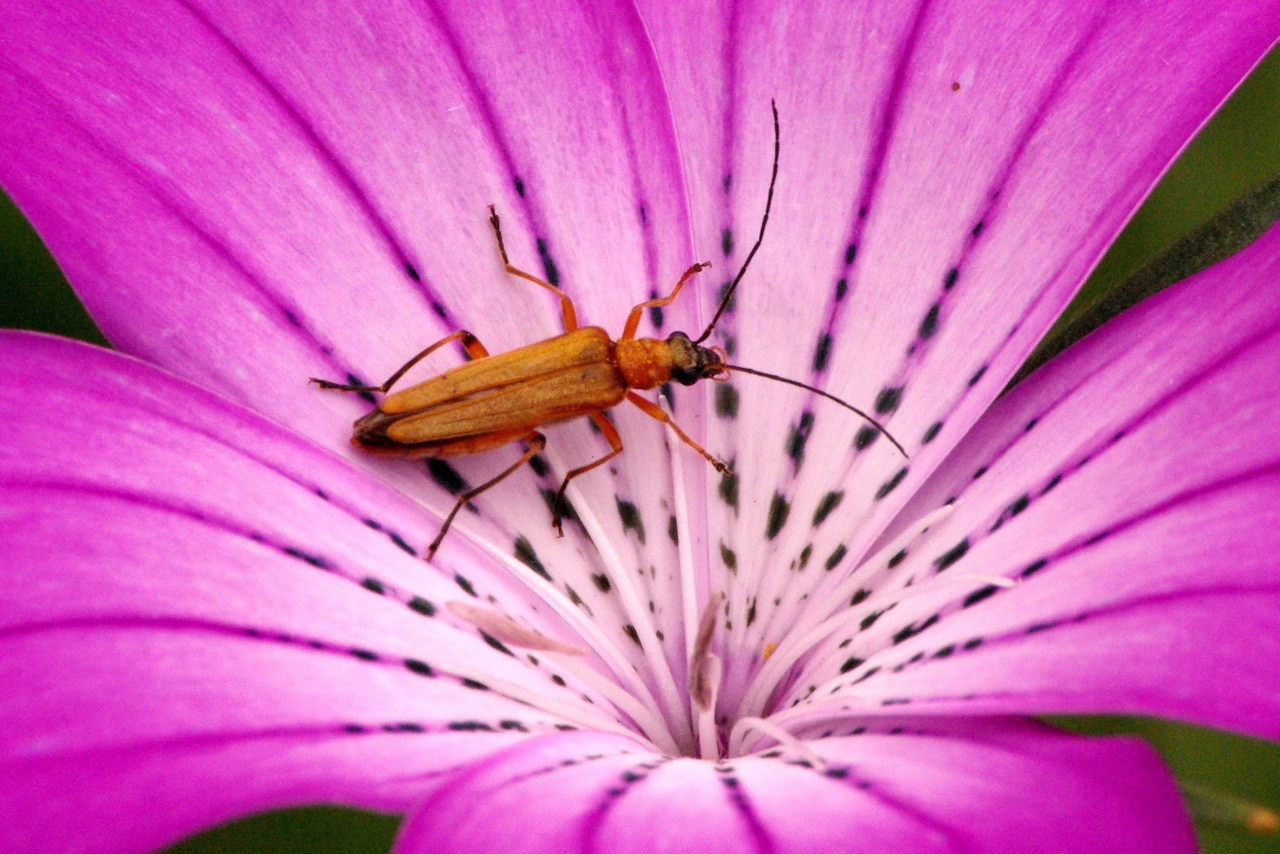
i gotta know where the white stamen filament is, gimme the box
[737,503,956,717]
[696,652,723,760]
[729,715,825,765]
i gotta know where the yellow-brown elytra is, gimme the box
[313,102,906,559]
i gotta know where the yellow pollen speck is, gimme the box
[762,642,777,660]
[1247,808,1279,835]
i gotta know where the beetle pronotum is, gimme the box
[314,102,905,559]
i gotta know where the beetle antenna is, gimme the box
[721,363,909,458]
[694,99,780,345]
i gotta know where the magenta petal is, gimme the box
[394,721,1190,853]
[635,1,1280,690]
[0,332,647,853]
[784,222,1280,740]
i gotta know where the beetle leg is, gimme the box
[626,391,730,474]
[488,205,579,332]
[311,330,490,394]
[426,431,547,561]
[620,261,711,340]
[549,412,624,536]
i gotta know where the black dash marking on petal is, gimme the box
[851,588,870,606]
[283,547,330,570]
[551,674,567,686]
[844,242,858,265]
[514,536,552,581]
[513,175,526,197]
[721,228,734,257]
[972,466,988,480]
[361,578,386,595]
[591,573,612,593]
[812,490,844,527]
[922,421,943,444]
[963,585,999,608]
[715,383,740,419]
[813,334,832,372]
[403,262,422,283]
[765,492,791,540]
[746,599,758,627]
[972,220,985,238]
[1026,621,1056,635]
[824,544,848,571]
[668,515,679,545]
[943,267,959,291]
[462,679,490,690]
[859,610,884,631]
[405,659,434,677]
[934,644,956,658]
[616,498,646,544]
[918,303,940,340]
[448,720,496,732]
[565,585,591,615]
[529,453,550,477]
[839,656,864,674]
[835,278,848,301]
[881,698,911,706]
[481,632,515,657]
[454,573,477,597]
[623,624,642,646]
[854,425,879,450]
[350,648,378,661]
[342,724,367,734]
[875,386,903,415]
[649,297,664,329]
[892,614,939,645]
[963,637,984,650]
[719,470,739,511]
[720,541,738,573]
[408,596,436,617]
[500,720,528,732]
[658,383,675,412]
[786,411,815,470]
[1021,558,1049,578]
[887,549,907,568]
[1042,474,1062,495]
[1024,417,1039,432]
[535,238,560,286]
[968,365,987,387]
[874,467,908,500]
[427,459,468,494]
[933,539,970,572]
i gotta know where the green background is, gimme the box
[1,47,1277,854]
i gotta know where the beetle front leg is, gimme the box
[626,391,730,474]
[549,412,624,536]
[311,330,490,394]
[620,261,711,341]
[488,205,579,332]
[426,431,547,561]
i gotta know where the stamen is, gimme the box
[738,503,956,718]
[543,650,682,755]
[689,593,726,711]
[1180,780,1280,835]
[729,716,825,764]
[446,601,588,655]
[696,653,723,760]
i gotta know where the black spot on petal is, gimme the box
[824,544,848,571]
[854,425,879,450]
[933,539,970,572]
[515,536,552,581]
[922,421,943,444]
[968,365,987,387]
[875,387,903,415]
[716,383,740,419]
[408,597,436,617]
[765,492,791,540]
[963,585,999,608]
[591,573,612,593]
[918,303,940,340]
[813,334,832,372]
[454,574,477,597]
[944,267,959,290]
[427,459,468,495]
[535,238,560,286]
[720,541,738,572]
[719,470,739,511]
[874,467,908,500]
[616,499,646,544]
[812,491,844,527]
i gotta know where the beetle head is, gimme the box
[666,331,728,385]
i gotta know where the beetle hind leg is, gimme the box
[549,412,624,536]
[311,330,490,394]
[426,431,546,561]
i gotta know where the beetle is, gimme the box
[314,102,905,559]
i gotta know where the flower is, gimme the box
[2,1,1279,852]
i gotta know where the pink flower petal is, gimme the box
[0,332,655,852]
[777,221,1280,739]
[393,720,1190,853]
[637,1,1280,705]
